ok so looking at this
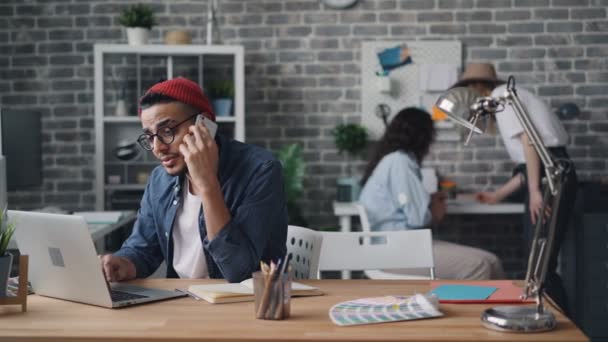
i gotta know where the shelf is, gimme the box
[216,116,236,123]
[95,43,245,210]
[95,44,242,56]
[104,116,140,123]
[105,184,146,191]
[105,161,157,166]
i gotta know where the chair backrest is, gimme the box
[354,202,372,232]
[286,225,323,280]
[318,230,434,276]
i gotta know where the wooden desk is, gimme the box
[0,279,587,341]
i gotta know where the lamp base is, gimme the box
[481,306,556,333]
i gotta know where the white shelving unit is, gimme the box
[94,44,245,211]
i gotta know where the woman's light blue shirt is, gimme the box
[359,151,431,231]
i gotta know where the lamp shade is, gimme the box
[432,87,483,134]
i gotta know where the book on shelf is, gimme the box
[187,278,324,304]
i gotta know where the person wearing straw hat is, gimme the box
[452,63,577,313]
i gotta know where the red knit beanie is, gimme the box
[139,77,216,121]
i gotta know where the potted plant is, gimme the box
[0,208,15,297]
[275,144,308,227]
[332,123,368,202]
[207,80,234,117]
[118,4,156,45]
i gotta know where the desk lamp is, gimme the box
[433,76,572,333]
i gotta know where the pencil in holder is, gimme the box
[253,269,293,320]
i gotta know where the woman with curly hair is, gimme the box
[359,107,504,280]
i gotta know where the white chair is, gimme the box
[354,202,373,232]
[332,202,436,280]
[286,225,323,280]
[318,230,435,280]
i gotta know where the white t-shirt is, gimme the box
[492,85,568,163]
[172,178,209,279]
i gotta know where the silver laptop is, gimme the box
[10,210,185,308]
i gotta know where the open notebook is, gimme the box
[187,279,324,304]
[429,280,535,304]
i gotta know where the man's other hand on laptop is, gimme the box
[100,255,136,282]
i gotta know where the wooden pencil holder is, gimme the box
[0,255,28,312]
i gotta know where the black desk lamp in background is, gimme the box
[433,76,572,333]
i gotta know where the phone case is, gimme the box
[196,114,217,138]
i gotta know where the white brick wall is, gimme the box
[1,0,607,229]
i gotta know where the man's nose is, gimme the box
[152,136,168,153]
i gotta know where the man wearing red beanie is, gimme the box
[101,78,288,283]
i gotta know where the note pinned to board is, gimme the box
[430,284,497,301]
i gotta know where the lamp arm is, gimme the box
[521,173,563,305]
[495,79,567,308]
[437,79,570,331]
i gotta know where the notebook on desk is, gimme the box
[187,279,324,304]
[429,280,535,304]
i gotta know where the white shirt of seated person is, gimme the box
[173,177,209,279]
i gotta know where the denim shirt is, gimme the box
[114,134,288,283]
[359,151,432,231]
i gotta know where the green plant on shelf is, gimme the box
[118,4,156,29]
[207,80,234,99]
[332,123,368,157]
[332,123,368,175]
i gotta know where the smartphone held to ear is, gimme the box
[196,114,217,139]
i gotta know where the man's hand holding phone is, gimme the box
[179,114,219,193]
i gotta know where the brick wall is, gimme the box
[1,0,607,231]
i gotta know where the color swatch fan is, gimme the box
[329,294,442,326]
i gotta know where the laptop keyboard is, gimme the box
[110,290,149,302]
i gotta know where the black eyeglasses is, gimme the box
[137,114,197,151]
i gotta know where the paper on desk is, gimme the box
[429,281,533,304]
[430,284,496,301]
[329,294,442,326]
[73,211,123,224]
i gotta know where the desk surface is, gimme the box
[0,279,586,342]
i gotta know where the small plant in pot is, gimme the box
[207,80,234,117]
[0,208,15,297]
[332,123,368,202]
[118,4,156,45]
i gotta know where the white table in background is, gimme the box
[85,211,137,242]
